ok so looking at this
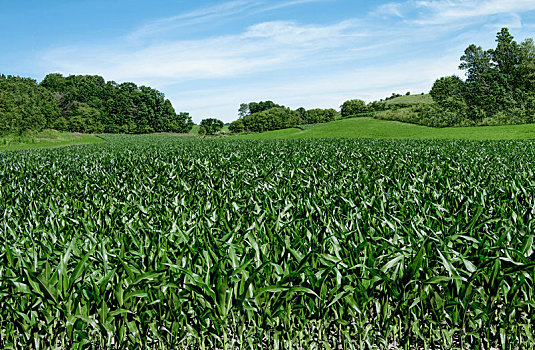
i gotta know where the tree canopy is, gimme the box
[200,118,224,135]
[0,73,193,135]
[0,75,60,135]
[429,28,535,126]
[41,74,193,134]
[340,99,369,118]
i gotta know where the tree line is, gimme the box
[0,74,193,135]
[229,101,337,133]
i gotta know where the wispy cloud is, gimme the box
[409,0,535,25]
[371,0,535,26]
[373,3,404,18]
[128,0,325,41]
[128,0,257,41]
[254,0,328,13]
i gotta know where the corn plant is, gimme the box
[0,135,534,349]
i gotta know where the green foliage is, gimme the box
[233,102,339,134]
[340,99,369,118]
[238,103,249,118]
[1,135,535,348]
[429,28,535,127]
[303,108,337,124]
[0,75,60,135]
[200,118,224,135]
[39,73,193,134]
[0,129,103,151]
[459,44,493,82]
[517,38,535,90]
[1,73,192,135]
[376,103,471,127]
[242,107,300,132]
[384,92,403,101]
[228,118,245,134]
[247,100,282,115]
[238,101,284,118]
[365,29,535,128]
[296,107,307,121]
[493,28,521,76]
[430,76,465,106]
[367,100,387,112]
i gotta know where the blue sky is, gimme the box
[2,0,535,123]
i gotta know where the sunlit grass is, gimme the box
[0,129,104,151]
[233,117,535,140]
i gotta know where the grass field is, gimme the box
[384,94,434,106]
[1,134,534,349]
[0,129,104,151]
[233,117,535,140]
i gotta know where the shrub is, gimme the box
[242,107,300,132]
[340,99,369,118]
[228,119,245,134]
[200,118,224,135]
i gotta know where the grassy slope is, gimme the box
[384,94,434,106]
[232,117,535,140]
[0,130,104,151]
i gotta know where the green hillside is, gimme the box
[0,130,104,151]
[232,117,535,140]
[384,94,434,106]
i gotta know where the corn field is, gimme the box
[1,135,534,349]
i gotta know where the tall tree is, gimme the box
[517,38,535,89]
[430,76,464,106]
[432,27,535,125]
[296,107,307,123]
[238,103,249,117]
[459,44,492,82]
[492,28,520,76]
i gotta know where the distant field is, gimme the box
[0,130,104,151]
[233,117,535,140]
[384,94,434,106]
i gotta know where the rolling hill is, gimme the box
[232,117,535,140]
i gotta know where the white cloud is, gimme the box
[410,0,535,25]
[373,3,404,18]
